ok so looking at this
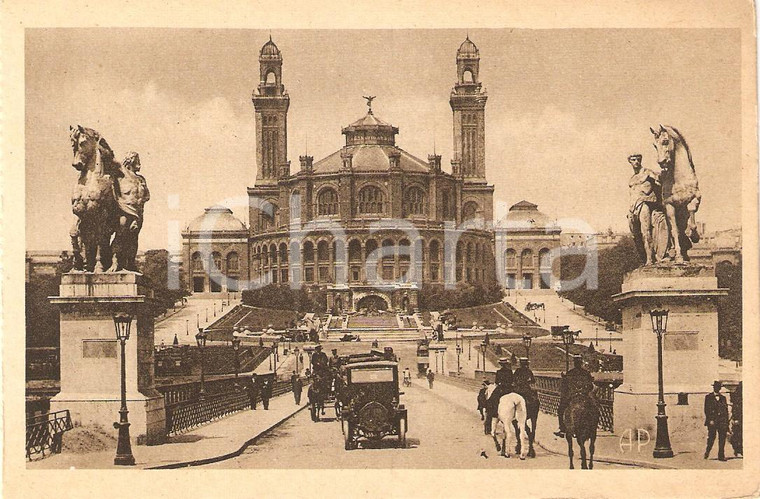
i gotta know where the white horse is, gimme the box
[486,385,529,459]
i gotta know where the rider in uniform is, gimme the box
[513,357,535,393]
[555,355,594,437]
[328,348,341,370]
[485,358,514,433]
[311,344,329,376]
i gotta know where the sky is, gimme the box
[25,28,742,251]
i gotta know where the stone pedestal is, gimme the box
[612,265,727,437]
[49,272,166,445]
[429,344,448,375]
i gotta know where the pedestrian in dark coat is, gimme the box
[261,376,273,410]
[426,369,435,389]
[477,380,490,421]
[704,380,729,461]
[291,372,303,405]
[248,374,260,410]
[730,381,743,457]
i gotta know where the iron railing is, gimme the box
[158,376,299,436]
[534,375,614,432]
[26,409,73,460]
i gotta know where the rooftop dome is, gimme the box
[342,110,399,146]
[457,36,479,59]
[186,205,246,233]
[260,37,281,59]
[498,201,559,232]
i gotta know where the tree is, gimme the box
[241,284,326,313]
[716,260,742,360]
[139,249,188,317]
[559,236,640,324]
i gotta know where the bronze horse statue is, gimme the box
[69,125,119,272]
[651,125,701,262]
[563,393,600,469]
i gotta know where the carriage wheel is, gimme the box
[398,418,407,448]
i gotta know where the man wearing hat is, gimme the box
[485,357,514,433]
[513,357,535,393]
[704,380,729,461]
[311,344,329,375]
[555,355,593,437]
[328,348,341,370]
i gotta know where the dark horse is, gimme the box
[563,393,600,469]
[308,373,329,422]
[514,388,540,458]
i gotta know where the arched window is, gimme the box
[317,188,339,216]
[261,202,278,231]
[192,252,203,271]
[382,239,395,264]
[521,249,534,268]
[279,243,288,264]
[265,71,276,84]
[269,244,278,265]
[303,241,314,263]
[539,248,552,269]
[463,69,474,83]
[210,252,222,273]
[365,239,378,260]
[226,252,239,272]
[348,239,362,262]
[317,240,330,262]
[463,201,479,221]
[429,240,440,262]
[290,190,301,220]
[506,249,517,268]
[357,186,385,214]
[404,187,426,216]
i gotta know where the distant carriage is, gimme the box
[416,340,430,376]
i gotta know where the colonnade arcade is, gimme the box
[250,231,493,287]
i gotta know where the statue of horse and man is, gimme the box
[626,125,701,265]
[69,125,150,273]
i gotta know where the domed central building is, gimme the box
[183,36,496,313]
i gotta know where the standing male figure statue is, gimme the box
[626,154,669,265]
[110,151,150,272]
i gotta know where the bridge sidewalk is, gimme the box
[430,375,742,470]
[27,390,306,470]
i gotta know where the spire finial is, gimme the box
[269,32,272,42]
[363,95,376,114]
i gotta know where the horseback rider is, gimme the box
[311,344,329,376]
[328,348,341,370]
[513,357,535,394]
[486,357,514,433]
[555,355,594,437]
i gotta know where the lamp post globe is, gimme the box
[522,333,532,361]
[649,309,674,458]
[112,312,135,466]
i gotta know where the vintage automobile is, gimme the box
[340,360,407,450]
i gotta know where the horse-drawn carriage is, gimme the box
[340,360,407,450]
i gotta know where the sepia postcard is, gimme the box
[2,1,758,497]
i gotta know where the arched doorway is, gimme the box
[356,294,389,313]
[334,295,343,315]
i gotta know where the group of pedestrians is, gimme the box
[246,373,273,410]
[703,380,743,461]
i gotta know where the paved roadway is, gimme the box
[205,381,626,469]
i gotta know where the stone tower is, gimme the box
[450,36,488,182]
[252,36,290,185]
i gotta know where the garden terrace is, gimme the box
[203,305,301,341]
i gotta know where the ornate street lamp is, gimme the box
[294,346,300,375]
[113,312,136,466]
[273,341,279,373]
[232,336,241,379]
[522,333,532,362]
[595,326,599,347]
[561,328,577,373]
[650,309,674,458]
[196,329,207,399]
